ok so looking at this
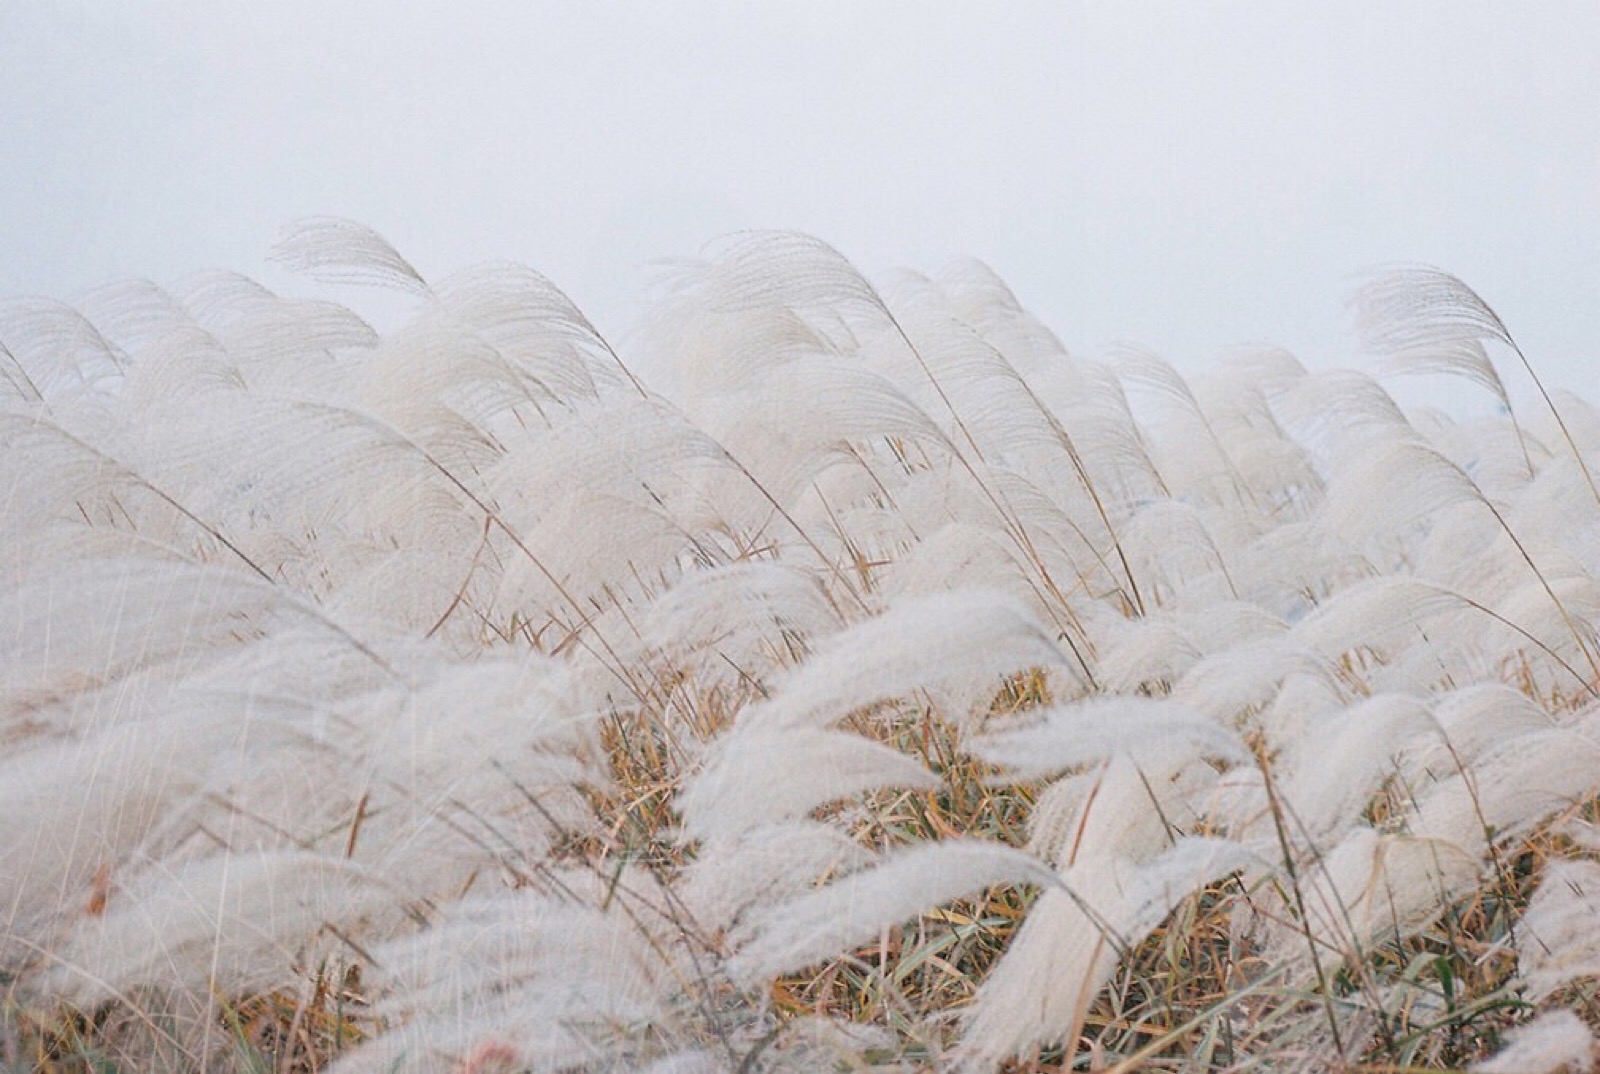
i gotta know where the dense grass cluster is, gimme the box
[4,223,1599,1072]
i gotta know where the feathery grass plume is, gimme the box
[1355,266,1532,466]
[1293,576,1474,662]
[1193,367,1324,513]
[1273,693,1436,840]
[1318,429,1600,688]
[71,278,215,369]
[638,561,840,687]
[956,700,1254,1059]
[1356,265,1600,510]
[1518,859,1600,1003]
[676,820,872,935]
[1173,633,1336,723]
[1265,827,1484,975]
[1114,345,1262,516]
[0,337,41,405]
[1410,726,1600,850]
[201,292,379,373]
[1273,367,1414,458]
[721,588,1078,733]
[272,216,432,296]
[0,297,128,400]
[966,696,1249,779]
[1421,409,1547,505]
[686,354,945,508]
[321,886,683,1074]
[1096,600,1286,691]
[1512,449,1600,568]
[1530,389,1600,463]
[1400,682,1554,782]
[693,231,885,317]
[38,852,391,1008]
[726,840,1059,984]
[1354,266,1520,392]
[433,261,642,396]
[962,755,1253,1061]
[877,519,1042,610]
[677,724,942,844]
[674,589,1074,845]
[1471,1009,1597,1074]
[1093,609,1202,691]
[1321,436,1486,552]
[1117,499,1244,608]
[480,400,734,616]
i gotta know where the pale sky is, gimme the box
[3,2,1596,398]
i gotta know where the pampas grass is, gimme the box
[4,227,1600,1072]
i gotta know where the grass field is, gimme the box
[3,223,1598,1072]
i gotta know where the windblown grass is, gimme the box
[4,224,1599,1072]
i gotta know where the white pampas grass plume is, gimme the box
[1292,576,1465,664]
[1521,859,1600,1002]
[967,696,1248,779]
[676,725,940,843]
[1471,1009,1596,1074]
[1401,683,1553,783]
[326,884,678,1074]
[737,589,1072,732]
[1322,437,1485,550]
[1354,267,1521,407]
[1411,728,1600,851]
[1275,693,1434,840]
[676,821,872,934]
[40,852,387,1006]
[727,840,1057,985]
[640,561,841,685]
[1354,264,1600,507]
[1284,828,1483,971]
[961,828,1251,1062]
[961,753,1252,1061]
[1173,634,1333,722]
[272,217,430,295]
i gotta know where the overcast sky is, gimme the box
[3,2,1596,398]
